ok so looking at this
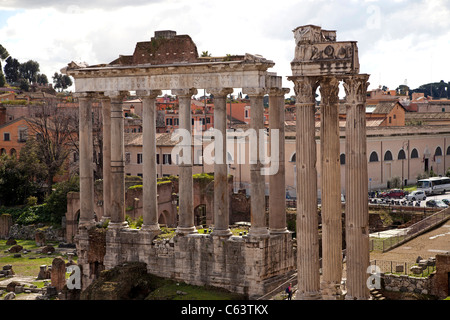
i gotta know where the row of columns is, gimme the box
[76,86,289,240]
[291,74,370,300]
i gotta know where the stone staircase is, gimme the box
[369,288,386,300]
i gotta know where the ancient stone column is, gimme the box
[343,74,371,300]
[138,90,162,233]
[209,88,233,237]
[244,88,270,239]
[76,92,96,228]
[291,76,321,300]
[100,95,112,222]
[318,76,343,299]
[268,88,290,234]
[106,91,129,229]
[174,88,198,235]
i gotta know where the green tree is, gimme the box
[36,73,48,85]
[52,72,73,91]
[0,62,5,87]
[19,60,40,84]
[0,154,37,206]
[201,51,212,57]
[4,56,20,84]
[26,98,75,194]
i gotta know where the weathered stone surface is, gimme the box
[35,231,46,246]
[0,214,13,239]
[41,245,55,254]
[51,257,67,292]
[8,245,23,253]
[5,238,16,245]
[3,292,15,300]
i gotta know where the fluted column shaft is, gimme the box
[100,96,111,222]
[244,88,270,238]
[209,88,233,237]
[292,77,321,299]
[269,88,289,234]
[319,76,342,298]
[343,74,370,300]
[107,91,128,228]
[77,93,96,228]
[174,88,197,235]
[139,90,162,231]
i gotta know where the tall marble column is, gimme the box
[268,88,290,234]
[291,76,321,300]
[100,95,111,222]
[318,76,343,299]
[343,74,370,300]
[106,91,129,229]
[138,90,162,232]
[174,88,198,235]
[209,87,233,237]
[76,92,96,228]
[244,88,270,239]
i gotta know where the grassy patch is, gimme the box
[146,281,244,300]
[0,239,76,277]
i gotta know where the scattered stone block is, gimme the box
[51,257,67,292]
[5,238,16,246]
[410,266,422,275]
[37,265,51,280]
[3,292,15,300]
[41,245,55,255]
[8,245,23,253]
[35,231,46,247]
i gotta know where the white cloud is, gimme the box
[0,0,448,93]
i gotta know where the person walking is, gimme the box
[285,283,292,300]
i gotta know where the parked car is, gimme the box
[405,190,426,201]
[441,199,450,206]
[425,199,449,208]
[380,189,407,199]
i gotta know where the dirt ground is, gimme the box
[370,223,450,262]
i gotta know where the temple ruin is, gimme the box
[63,26,370,299]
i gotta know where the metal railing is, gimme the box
[379,207,450,252]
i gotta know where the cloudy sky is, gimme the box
[1,0,449,95]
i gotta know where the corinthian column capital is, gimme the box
[289,76,319,105]
[343,74,370,105]
[319,76,340,106]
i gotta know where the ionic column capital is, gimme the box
[206,87,233,97]
[342,74,370,105]
[136,89,162,99]
[242,87,266,97]
[172,88,198,98]
[73,91,100,100]
[268,87,290,97]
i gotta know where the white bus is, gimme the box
[417,177,450,195]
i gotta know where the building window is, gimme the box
[3,133,10,141]
[447,146,450,156]
[137,153,143,164]
[125,152,131,164]
[384,151,393,161]
[156,154,160,164]
[398,149,406,160]
[411,148,419,159]
[18,128,27,142]
[369,151,379,162]
[163,154,172,165]
[340,153,346,165]
[435,147,442,157]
